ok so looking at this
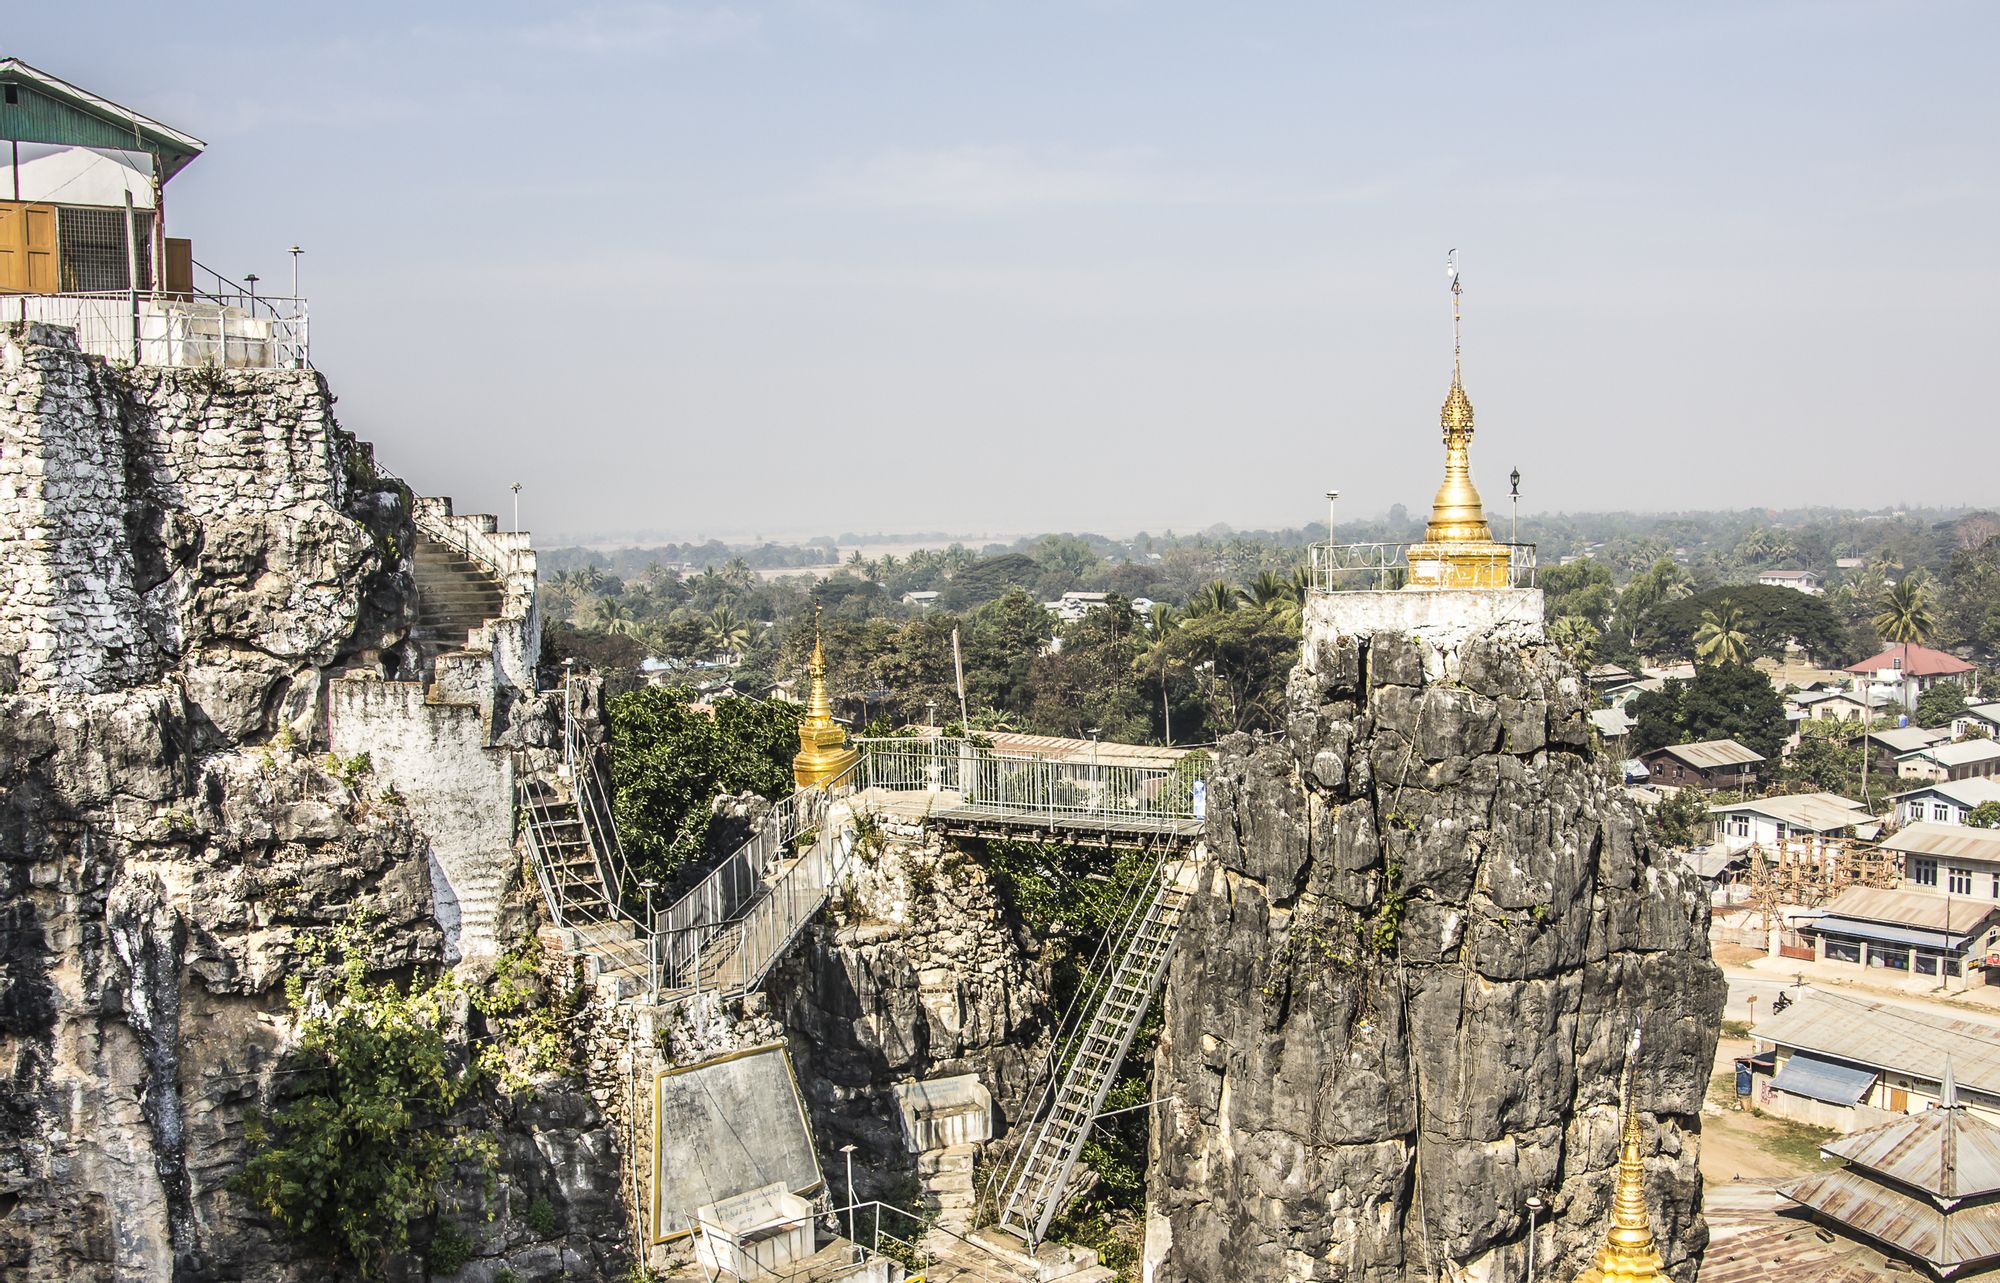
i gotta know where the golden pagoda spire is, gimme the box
[794,605,859,788]
[1577,1033,1671,1283]
[1403,251,1512,589]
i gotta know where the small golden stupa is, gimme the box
[793,611,859,789]
[1404,253,1513,590]
[1576,1042,1672,1283]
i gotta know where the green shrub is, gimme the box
[525,1197,559,1239]
[425,1222,476,1274]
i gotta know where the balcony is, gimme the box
[3,288,307,369]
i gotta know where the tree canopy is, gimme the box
[1638,584,1854,666]
[1627,662,1788,762]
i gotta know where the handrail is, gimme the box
[855,736,1202,823]
[1306,539,1538,592]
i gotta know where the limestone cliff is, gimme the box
[0,326,622,1282]
[1146,608,1725,1282]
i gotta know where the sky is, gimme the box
[13,2,1998,544]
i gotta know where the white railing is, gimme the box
[857,737,1202,825]
[1306,540,1537,592]
[4,291,309,368]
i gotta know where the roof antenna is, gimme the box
[1446,248,1463,383]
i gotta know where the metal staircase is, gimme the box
[996,857,1196,1246]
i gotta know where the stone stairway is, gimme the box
[998,858,1196,1246]
[410,535,505,669]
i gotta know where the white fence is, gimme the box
[1307,540,1537,592]
[857,736,1202,824]
[5,291,308,368]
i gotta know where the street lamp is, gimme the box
[511,481,523,533]
[1325,490,1340,542]
[839,1144,858,1248]
[288,245,303,299]
[1525,1194,1546,1282]
[243,272,259,312]
[1509,468,1522,547]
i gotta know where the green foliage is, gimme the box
[606,686,801,883]
[233,927,492,1278]
[1693,599,1751,667]
[1541,556,1617,630]
[1548,614,1599,663]
[1940,536,2000,659]
[1874,573,1938,646]
[1915,681,1968,729]
[425,1222,476,1274]
[1967,801,2000,829]
[524,1196,559,1239]
[322,751,374,793]
[1641,584,1853,666]
[469,941,582,1088]
[1647,786,1713,848]
[1628,663,1788,762]
[1779,719,1867,799]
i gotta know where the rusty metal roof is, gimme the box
[1652,738,1765,769]
[1755,994,2000,1099]
[1821,1107,2000,1199]
[1877,822,2000,863]
[1779,1167,2000,1270]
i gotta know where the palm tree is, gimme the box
[1693,598,1751,667]
[1134,606,1185,745]
[1286,564,1314,606]
[1188,579,1245,617]
[592,596,640,637]
[1549,615,1598,663]
[705,605,753,661]
[1873,575,1936,646]
[1248,569,1289,608]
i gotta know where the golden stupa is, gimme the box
[1403,255,1513,590]
[793,613,859,789]
[1576,1048,1672,1283]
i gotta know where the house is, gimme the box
[1790,687,1895,723]
[1887,778,2000,827]
[1800,884,2000,990]
[1603,675,1663,710]
[1850,724,1951,774]
[1779,1090,2000,1280]
[1709,792,1873,852]
[1639,739,1765,791]
[901,591,942,608]
[1044,591,1111,623]
[1897,737,2000,784]
[1749,991,2000,1130]
[1878,822,2000,902]
[1757,568,1823,594]
[1835,557,1867,570]
[0,60,301,368]
[1954,702,2000,741]
[1588,706,1634,746]
[1843,642,1976,712]
[1585,662,1639,689]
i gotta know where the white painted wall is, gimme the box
[5,143,157,208]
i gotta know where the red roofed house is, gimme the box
[1844,642,1975,713]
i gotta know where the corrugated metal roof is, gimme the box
[1911,739,2000,768]
[1887,779,2000,808]
[0,58,204,180]
[1814,885,2000,934]
[1822,1107,2000,1199]
[1780,1167,2000,1269]
[1877,823,2000,863]
[981,733,1190,770]
[1771,1052,1878,1105]
[1810,915,1979,952]
[1753,994,2000,1099]
[1865,727,1952,753]
[1655,738,1765,769]
[1711,791,1869,831]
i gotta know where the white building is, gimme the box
[1757,569,1823,595]
[1897,737,2000,784]
[1879,822,2000,903]
[1888,778,2000,827]
[1709,792,1874,853]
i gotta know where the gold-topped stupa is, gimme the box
[793,612,859,788]
[1403,253,1513,590]
[1576,1044,1672,1283]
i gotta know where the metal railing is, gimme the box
[1306,540,1537,592]
[857,737,1202,825]
[653,761,860,996]
[4,289,309,368]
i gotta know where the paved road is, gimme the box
[1723,972,1803,1025]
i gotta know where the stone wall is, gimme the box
[1145,614,1725,1283]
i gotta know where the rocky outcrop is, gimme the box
[0,327,623,1282]
[770,811,1055,1211]
[1146,617,1725,1283]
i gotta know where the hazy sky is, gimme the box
[16,2,1997,543]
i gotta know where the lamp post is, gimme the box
[839,1144,858,1248]
[243,272,259,312]
[288,245,303,299]
[1509,468,1521,547]
[511,481,522,533]
[1325,489,1340,543]
[1525,1194,1546,1282]
[1086,728,1101,816]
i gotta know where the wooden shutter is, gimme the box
[0,201,59,293]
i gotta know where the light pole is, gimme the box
[288,245,303,299]
[839,1144,858,1248]
[243,272,259,312]
[1525,1194,1546,1282]
[1087,728,1101,816]
[1509,468,1521,547]
[511,481,522,533]
[1324,489,1340,543]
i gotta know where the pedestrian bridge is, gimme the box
[851,734,1207,844]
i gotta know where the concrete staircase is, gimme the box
[410,535,505,669]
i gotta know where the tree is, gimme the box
[1780,720,1864,798]
[1639,585,1852,666]
[1940,537,2000,659]
[1611,557,1693,649]
[1874,574,1938,645]
[1628,664,1787,763]
[1647,786,1712,848]
[1693,599,1751,667]
[1967,800,2000,829]
[1541,557,1617,630]
[1914,681,1968,730]
[943,553,1046,609]
[1548,615,1599,664]
[607,687,802,883]
[705,604,753,659]
[1157,605,1298,736]
[1187,579,1246,617]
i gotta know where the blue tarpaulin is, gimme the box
[1770,1051,1877,1106]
